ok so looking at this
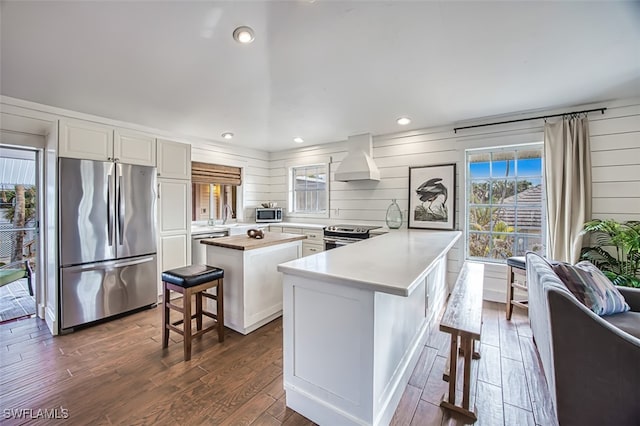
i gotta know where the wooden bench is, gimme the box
[439,261,484,421]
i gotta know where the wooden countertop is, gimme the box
[201,232,307,251]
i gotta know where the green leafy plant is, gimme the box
[580,219,640,288]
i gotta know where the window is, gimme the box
[466,144,546,262]
[192,183,237,222]
[191,162,242,222]
[289,164,328,216]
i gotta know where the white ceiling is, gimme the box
[2,1,640,152]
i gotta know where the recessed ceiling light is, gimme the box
[293,137,304,144]
[233,26,255,44]
[396,117,411,125]
[221,132,234,140]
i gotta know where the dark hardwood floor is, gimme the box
[0,301,555,425]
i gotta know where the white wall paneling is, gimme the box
[271,97,640,300]
[3,94,639,304]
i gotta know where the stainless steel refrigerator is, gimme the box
[59,158,158,331]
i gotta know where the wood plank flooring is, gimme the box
[0,301,555,425]
[390,302,557,426]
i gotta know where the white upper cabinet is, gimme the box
[59,119,113,161]
[114,129,156,166]
[59,119,156,166]
[157,138,191,180]
[158,178,190,234]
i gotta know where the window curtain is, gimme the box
[544,115,591,263]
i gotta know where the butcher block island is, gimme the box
[201,232,306,334]
[277,230,461,426]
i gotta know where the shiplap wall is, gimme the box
[269,97,640,301]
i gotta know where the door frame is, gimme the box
[0,143,43,321]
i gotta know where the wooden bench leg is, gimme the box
[459,339,481,359]
[447,333,458,404]
[441,334,478,422]
[461,336,473,412]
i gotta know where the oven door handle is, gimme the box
[323,237,363,244]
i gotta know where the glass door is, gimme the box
[0,146,39,322]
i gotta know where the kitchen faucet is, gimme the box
[222,204,233,224]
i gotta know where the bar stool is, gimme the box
[162,265,224,361]
[506,256,527,320]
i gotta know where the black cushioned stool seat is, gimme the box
[162,264,224,361]
[506,256,526,270]
[506,256,527,320]
[162,265,224,287]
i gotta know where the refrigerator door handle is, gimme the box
[63,256,155,273]
[112,256,155,269]
[107,173,113,246]
[117,175,124,245]
[65,259,119,272]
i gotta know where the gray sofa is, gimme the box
[526,252,640,426]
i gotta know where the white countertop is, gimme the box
[191,223,267,235]
[277,229,461,296]
[272,222,326,229]
[191,221,326,235]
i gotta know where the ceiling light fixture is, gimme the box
[396,117,411,125]
[233,26,255,44]
[294,137,304,144]
[221,132,234,140]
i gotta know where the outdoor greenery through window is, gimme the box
[466,144,546,262]
[290,164,328,215]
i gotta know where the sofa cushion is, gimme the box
[601,311,640,340]
[552,261,630,316]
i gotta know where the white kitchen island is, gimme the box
[277,230,461,426]
[202,232,306,334]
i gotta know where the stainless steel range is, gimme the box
[323,224,382,250]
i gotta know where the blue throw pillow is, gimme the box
[552,261,630,316]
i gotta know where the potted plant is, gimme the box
[580,219,640,288]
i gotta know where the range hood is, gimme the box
[334,133,381,182]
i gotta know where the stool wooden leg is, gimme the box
[183,288,192,361]
[196,291,203,332]
[217,279,224,342]
[162,281,169,349]
[506,265,514,320]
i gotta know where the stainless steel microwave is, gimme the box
[255,207,283,223]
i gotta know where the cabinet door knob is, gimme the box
[107,157,112,161]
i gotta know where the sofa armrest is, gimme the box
[547,288,640,426]
[618,286,640,311]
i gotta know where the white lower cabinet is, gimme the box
[302,228,324,256]
[270,225,325,257]
[160,234,189,270]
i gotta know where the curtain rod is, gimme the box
[453,107,606,133]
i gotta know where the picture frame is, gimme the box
[408,163,456,230]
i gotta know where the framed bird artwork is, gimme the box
[408,163,456,230]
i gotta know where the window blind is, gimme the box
[191,162,242,186]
